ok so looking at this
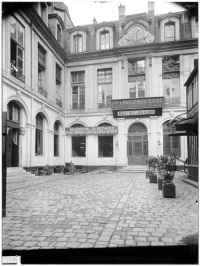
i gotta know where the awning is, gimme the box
[175,114,198,132]
[168,130,188,136]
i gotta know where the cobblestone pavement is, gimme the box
[2,171,198,250]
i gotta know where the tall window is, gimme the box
[56,63,62,101]
[162,56,180,105]
[128,59,145,98]
[74,34,83,53]
[164,21,175,42]
[71,124,86,157]
[57,24,61,43]
[35,114,43,155]
[54,121,59,157]
[97,69,112,108]
[163,121,180,156]
[100,30,109,50]
[38,44,47,97]
[71,72,85,109]
[10,16,25,82]
[98,123,113,157]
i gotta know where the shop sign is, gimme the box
[65,126,118,135]
[113,108,162,118]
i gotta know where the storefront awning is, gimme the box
[168,130,188,136]
[175,114,198,132]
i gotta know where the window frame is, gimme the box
[163,121,181,156]
[97,68,112,108]
[71,71,85,110]
[100,30,110,50]
[35,114,43,156]
[164,21,175,42]
[54,121,60,157]
[73,34,83,53]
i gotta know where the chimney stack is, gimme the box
[148,2,155,36]
[93,17,97,24]
[118,4,125,23]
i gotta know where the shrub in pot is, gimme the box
[146,156,158,183]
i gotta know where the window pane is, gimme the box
[163,79,171,98]
[138,81,145,97]
[72,136,86,157]
[129,84,136,98]
[10,18,17,40]
[54,135,59,156]
[18,24,24,46]
[99,136,113,157]
[172,78,179,98]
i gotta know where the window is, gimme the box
[162,56,180,105]
[163,121,180,156]
[71,124,86,157]
[56,63,62,102]
[38,44,47,97]
[7,101,20,122]
[35,114,43,155]
[57,24,61,43]
[100,30,109,50]
[71,72,85,109]
[128,60,145,98]
[54,121,59,156]
[98,123,113,157]
[191,17,198,38]
[164,21,175,42]
[97,69,112,108]
[74,34,83,53]
[10,16,25,82]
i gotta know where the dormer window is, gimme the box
[74,34,83,53]
[164,21,175,42]
[100,30,110,50]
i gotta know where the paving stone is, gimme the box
[52,232,65,237]
[137,241,151,246]
[161,237,174,243]
[98,236,111,242]
[79,243,94,248]
[23,241,37,247]
[9,241,24,246]
[37,241,50,247]
[151,241,165,246]
[87,234,99,239]
[66,242,81,248]
[55,242,67,248]
[42,232,54,237]
[64,233,76,238]
[77,238,87,243]
[110,239,124,245]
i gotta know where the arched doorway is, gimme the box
[128,123,148,165]
[7,101,20,167]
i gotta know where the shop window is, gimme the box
[98,123,113,157]
[7,101,20,123]
[128,59,145,98]
[38,44,47,97]
[54,121,59,157]
[72,136,86,157]
[100,30,110,50]
[164,21,175,42]
[74,34,83,53]
[163,121,180,156]
[35,114,43,155]
[162,56,180,105]
[97,69,112,108]
[10,16,25,82]
[71,72,85,109]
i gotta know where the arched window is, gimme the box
[54,121,60,156]
[7,101,20,122]
[98,123,113,157]
[74,34,83,53]
[35,114,43,155]
[163,121,180,156]
[71,124,86,157]
[164,21,175,42]
[100,30,110,50]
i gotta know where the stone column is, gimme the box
[150,116,158,156]
[117,118,126,166]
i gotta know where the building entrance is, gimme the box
[7,127,19,167]
[128,123,148,165]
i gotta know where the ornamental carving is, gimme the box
[119,24,154,46]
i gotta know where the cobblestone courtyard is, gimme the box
[2,172,198,250]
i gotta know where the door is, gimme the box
[128,123,148,165]
[6,127,19,167]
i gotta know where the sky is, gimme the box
[63,0,187,26]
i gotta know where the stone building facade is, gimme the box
[2,2,198,171]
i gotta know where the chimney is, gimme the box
[118,4,125,23]
[93,17,97,24]
[148,2,154,36]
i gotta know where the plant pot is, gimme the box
[162,183,176,198]
[149,173,157,183]
[158,179,163,190]
[46,169,53,175]
[38,170,46,176]
[146,171,150,179]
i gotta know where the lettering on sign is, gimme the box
[118,110,155,116]
[65,126,118,135]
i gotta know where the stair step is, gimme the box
[7,167,35,178]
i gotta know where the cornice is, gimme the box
[68,26,89,33]
[94,21,116,30]
[48,13,65,30]
[158,12,182,23]
[67,39,198,62]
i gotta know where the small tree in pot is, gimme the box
[157,155,168,190]
[146,156,158,183]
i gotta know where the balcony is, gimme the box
[164,97,181,107]
[56,98,63,108]
[70,103,85,110]
[111,97,164,110]
[97,100,111,109]
[38,86,47,98]
[11,68,25,83]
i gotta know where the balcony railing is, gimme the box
[164,97,181,107]
[38,86,47,98]
[70,103,85,110]
[111,97,164,110]
[56,98,63,108]
[97,101,111,109]
[11,68,25,83]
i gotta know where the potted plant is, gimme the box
[146,156,158,183]
[157,155,168,190]
[162,152,177,198]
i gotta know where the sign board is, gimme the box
[65,126,118,135]
[113,108,162,118]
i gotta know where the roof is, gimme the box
[184,65,198,86]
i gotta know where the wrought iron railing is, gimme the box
[11,68,25,83]
[70,103,85,110]
[56,98,63,108]
[38,86,47,98]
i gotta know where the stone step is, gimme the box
[7,167,35,178]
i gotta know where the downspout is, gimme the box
[30,22,33,168]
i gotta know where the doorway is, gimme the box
[128,123,148,165]
[7,127,19,167]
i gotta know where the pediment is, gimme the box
[94,21,115,30]
[122,16,151,33]
[68,26,89,33]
